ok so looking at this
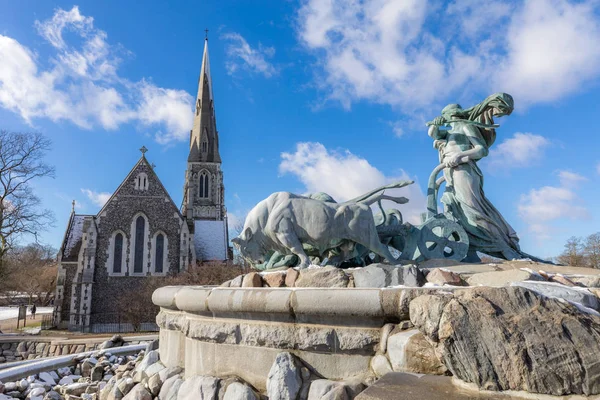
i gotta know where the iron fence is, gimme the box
[66,312,158,334]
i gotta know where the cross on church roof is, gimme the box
[140,146,148,155]
[72,200,76,213]
[205,28,209,40]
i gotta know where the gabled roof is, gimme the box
[97,154,184,220]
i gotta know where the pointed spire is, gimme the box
[188,36,221,163]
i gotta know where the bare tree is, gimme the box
[3,243,57,305]
[0,131,55,276]
[557,236,585,266]
[584,233,600,269]
[229,213,251,270]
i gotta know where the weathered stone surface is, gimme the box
[285,268,299,287]
[426,268,466,286]
[353,264,424,288]
[466,269,543,287]
[550,274,576,287]
[158,376,182,400]
[39,372,56,385]
[512,281,600,310]
[178,376,220,400]
[222,382,258,400]
[230,275,244,288]
[308,380,349,400]
[387,329,445,375]
[242,272,263,288]
[370,355,392,377]
[263,272,286,287]
[572,275,600,288]
[266,352,303,400]
[122,384,152,400]
[410,286,600,396]
[91,365,105,381]
[134,351,159,375]
[295,267,349,288]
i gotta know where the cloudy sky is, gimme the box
[1,0,599,259]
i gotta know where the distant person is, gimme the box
[31,304,37,320]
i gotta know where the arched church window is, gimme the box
[113,233,123,273]
[134,216,145,273]
[155,234,164,273]
[199,172,209,198]
[202,141,208,153]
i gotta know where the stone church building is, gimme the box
[53,39,229,331]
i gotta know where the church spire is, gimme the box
[188,37,221,163]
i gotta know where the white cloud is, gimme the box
[557,171,587,187]
[487,133,550,170]
[222,33,277,78]
[81,188,111,207]
[279,142,426,224]
[296,0,600,111]
[518,170,588,240]
[0,6,193,144]
[388,121,405,138]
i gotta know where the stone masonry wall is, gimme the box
[91,159,185,323]
[0,338,148,364]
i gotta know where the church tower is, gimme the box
[182,37,229,261]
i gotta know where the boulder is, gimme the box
[426,268,466,286]
[122,383,152,400]
[467,269,543,287]
[134,351,159,375]
[91,365,105,381]
[266,352,303,400]
[158,376,182,400]
[241,272,263,288]
[295,266,349,288]
[117,377,136,398]
[511,281,600,310]
[263,272,286,287]
[285,268,299,287]
[571,275,600,288]
[410,286,600,396]
[177,376,220,400]
[370,354,392,377]
[307,380,348,400]
[222,382,258,400]
[386,329,446,375]
[353,264,424,288]
[38,372,56,385]
[550,274,576,287]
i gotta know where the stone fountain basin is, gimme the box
[152,285,456,391]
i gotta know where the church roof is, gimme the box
[188,39,222,164]
[96,152,184,221]
[59,213,89,262]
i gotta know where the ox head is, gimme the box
[231,227,265,264]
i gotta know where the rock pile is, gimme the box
[223,264,426,289]
[0,336,136,365]
[0,347,369,399]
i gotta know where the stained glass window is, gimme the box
[134,216,145,273]
[155,234,164,273]
[113,233,123,273]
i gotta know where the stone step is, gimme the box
[356,373,530,400]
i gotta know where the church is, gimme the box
[53,38,229,332]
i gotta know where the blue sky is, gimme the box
[1,0,599,259]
